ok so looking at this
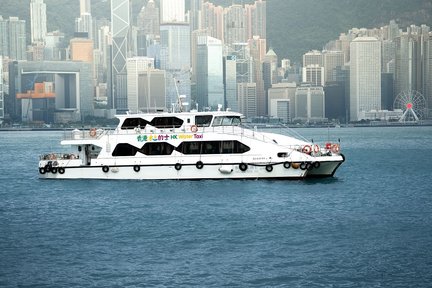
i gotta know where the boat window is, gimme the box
[140,142,174,156]
[112,143,139,156]
[150,117,183,128]
[212,116,241,126]
[195,115,213,127]
[201,141,220,154]
[176,140,250,155]
[121,118,149,130]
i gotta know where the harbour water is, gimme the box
[1,126,432,287]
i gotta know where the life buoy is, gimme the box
[58,167,65,174]
[313,144,320,154]
[196,161,204,169]
[39,167,46,174]
[283,162,291,169]
[331,144,340,153]
[102,165,109,173]
[89,128,97,137]
[133,165,140,172]
[265,165,273,172]
[191,125,198,133]
[239,163,248,171]
[302,145,312,154]
[174,163,182,170]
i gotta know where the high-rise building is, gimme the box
[303,50,323,67]
[248,36,266,116]
[295,85,325,122]
[196,36,224,110]
[160,0,185,23]
[224,5,246,45]
[201,2,224,41]
[8,17,27,60]
[0,56,3,121]
[137,0,160,36]
[127,57,155,113]
[247,0,266,40]
[223,55,238,112]
[238,82,257,118]
[190,0,203,33]
[0,17,8,57]
[111,0,130,110]
[263,48,278,114]
[268,82,296,123]
[30,0,47,44]
[350,37,381,121]
[302,65,324,87]
[323,50,345,83]
[160,23,191,109]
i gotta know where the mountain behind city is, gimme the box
[1,0,431,62]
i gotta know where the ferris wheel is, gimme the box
[393,90,427,122]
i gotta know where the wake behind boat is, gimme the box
[38,110,344,180]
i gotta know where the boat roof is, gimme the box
[116,110,244,120]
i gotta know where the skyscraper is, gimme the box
[8,17,27,60]
[30,0,47,44]
[0,56,3,121]
[160,23,191,109]
[323,50,345,83]
[111,0,130,110]
[190,0,203,32]
[196,36,224,110]
[127,57,155,113]
[350,37,381,121]
[224,5,247,45]
[0,17,9,57]
[137,0,160,36]
[160,0,185,23]
[223,55,238,111]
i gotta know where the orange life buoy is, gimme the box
[191,125,198,133]
[302,145,312,154]
[331,144,340,153]
[89,128,97,137]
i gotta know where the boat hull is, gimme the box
[38,162,308,180]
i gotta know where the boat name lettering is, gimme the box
[137,134,203,142]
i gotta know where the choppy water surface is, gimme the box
[1,127,431,287]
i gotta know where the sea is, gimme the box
[1,126,432,287]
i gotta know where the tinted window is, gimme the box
[176,141,249,155]
[140,142,174,156]
[212,116,241,126]
[121,118,149,130]
[112,143,139,156]
[150,117,183,128]
[195,115,213,127]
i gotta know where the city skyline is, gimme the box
[0,0,431,125]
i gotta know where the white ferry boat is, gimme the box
[38,110,344,180]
